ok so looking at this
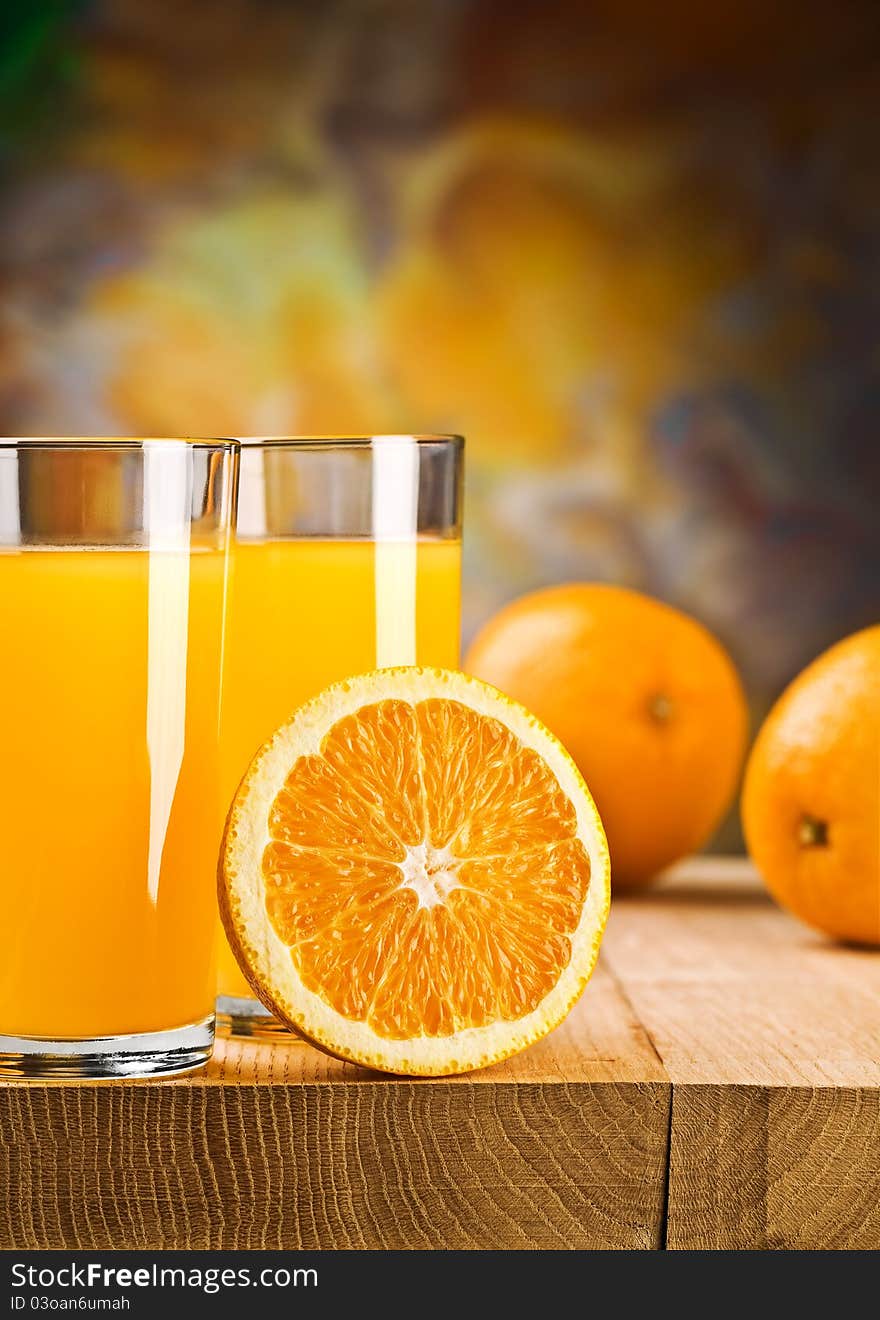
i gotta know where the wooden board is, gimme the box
[0,961,669,1251]
[1,860,877,1250]
[601,860,880,1250]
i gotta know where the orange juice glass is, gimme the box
[0,439,238,1078]
[217,436,463,1036]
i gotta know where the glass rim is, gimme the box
[234,434,464,451]
[0,437,240,452]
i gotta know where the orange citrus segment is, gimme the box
[220,667,610,1075]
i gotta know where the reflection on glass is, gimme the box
[217,436,463,1037]
[0,439,238,1079]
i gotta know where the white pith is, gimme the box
[220,666,611,1076]
[397,839,461,908]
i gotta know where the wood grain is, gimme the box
[667,1086,880,1250]
[0,963,670,1251]
[2,860,876,1251]
[202,960,668,1086]
[602,859,880,1249]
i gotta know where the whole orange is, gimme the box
[742,626,880,946]
[464,584,747,885]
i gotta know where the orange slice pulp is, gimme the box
[220,668,610,1075]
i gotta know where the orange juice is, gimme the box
[0,547,226,1038]
[217,536,461,997]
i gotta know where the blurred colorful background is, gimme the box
[2,0,879,848]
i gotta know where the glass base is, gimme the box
[0,1016,214,1080]
[216,995,302,1041]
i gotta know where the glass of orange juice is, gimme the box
[217,435,463,1036]
[0,438,238,1078]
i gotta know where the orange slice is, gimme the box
[220,667,610,1075]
